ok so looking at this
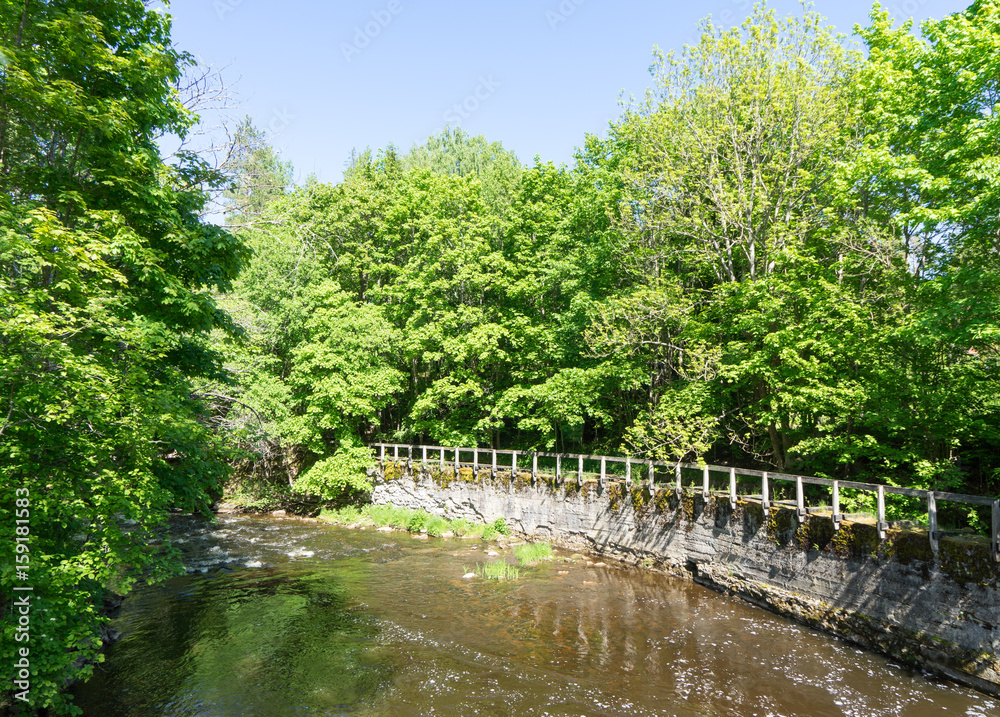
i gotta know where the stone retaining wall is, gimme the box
[372,464,1000,696]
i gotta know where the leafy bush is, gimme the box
[406,511,430,532]
[294,443,374,500]
[482,517,511,540]
[449,518,481,537]
[319,505,363,524]
[363,504,413,527]
[426,515,451,536]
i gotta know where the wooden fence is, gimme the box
[371,442,1000,563]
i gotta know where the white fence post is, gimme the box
[702,465,710,499]
[832,480,841,531]
[992,500,1000,563]
[928,491,939,554]
[877,484,887,540]
[761,471,770,511]
[796,476,805,520]
[729,467,737,509]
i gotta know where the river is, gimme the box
[70,514,997,716]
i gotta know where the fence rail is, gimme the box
[371,442,1000,563]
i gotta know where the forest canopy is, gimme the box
[222,3,1000,508]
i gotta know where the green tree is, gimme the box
[601,4,863,467]
[614,5,859,285]
[403,126,522,216]
[830,0,1000,494]
[222,116,294,227]
[0,1,247,711]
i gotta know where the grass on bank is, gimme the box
[319,504,510,539]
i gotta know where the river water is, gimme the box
[71,514,997,717]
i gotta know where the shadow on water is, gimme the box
[72,531,392,716]
[71,514,999,717]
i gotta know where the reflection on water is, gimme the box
[72,515,998,717]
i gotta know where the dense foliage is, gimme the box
[0,1,246,713]
[3,0,1000,712]
[221,4,1000,512]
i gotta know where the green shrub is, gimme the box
[426,515,451,536]
[318,505,363,524]
[482,516,510,540]
[406,511,430,532]
[294,444,374,500]
[449,518,477,536]
[363,504,413,527]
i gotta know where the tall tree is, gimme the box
[602,5,863,468]
[832,0,1000,494]
[222,116,294,227]
[614,5,859,285]
[403,126,522,217]
[0,1,247,712]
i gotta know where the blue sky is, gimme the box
[162,0,972,185]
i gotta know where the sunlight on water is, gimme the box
[71,514,998,717]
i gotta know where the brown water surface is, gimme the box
[71,514,997,716]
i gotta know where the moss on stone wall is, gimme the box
[608,481,626,512]
[431,466,453,489]
[889,528,935,566]
[712,497,734,528]
[681,493,696,523]
[602,481,648,514]
[511,470,531,490]
[830,520,881,560]
[793,513,836,552]
[486,469,510,488]
[631,486,649,515]
[542,473,562,490]
[940,536,994,586]
[653,489,673,513]
[382,461,403,482]
[739,499,765,534]
[767,506,797,547]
